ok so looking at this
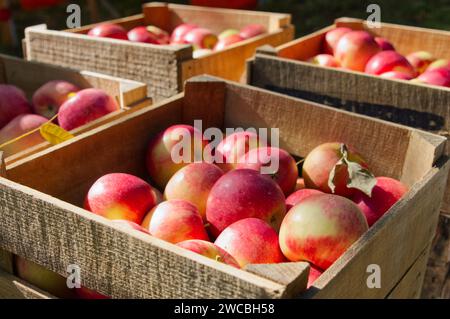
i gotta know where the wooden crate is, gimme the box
[0,54,151,165]
[0,76,448,299]
[23,2,294,102]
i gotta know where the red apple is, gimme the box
[57,88,119,131]
[380,71,413,80]
[206,169,286,237]
[184,28,218,50]
[0,114,48,157]
[308,54,341,68]
[87,23,128,40]
[406,51,435,74]
[143,199,209,244]
[0,84,32,129]
[111,219,150,234]
[170,23,198,44]
[215,218,285,267]
[15,256,75,298]
[146,124,206,189]
[236,147,298,196]
[323,27,352,55]
[307,264,323,288]
[75,286,110,299]
[164,162,223,220]
[285,189,324,211]
[414,67,450,87]
[239,24,266,40]
[374,37,395,51]
[427,59,450,72]
[352,176,408,226]
[127,26,160,44]
[177,239,240,268]
[32,80,80,118]
[279,194,368,270]
[365,50,416,77]
[146,25,170,44]
[218,29,239,40]
[334,31,381,72]
[215,131,267,172]
[84,173,158,224]
[214,34,243,51]
[302,142,375,198]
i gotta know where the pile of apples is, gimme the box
[0,81,119,157]
[307,27,450,88]
[87,22,267,58]
[75,124,408,297]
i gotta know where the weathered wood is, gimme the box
[0,269,55,299]
[0,151,13,274]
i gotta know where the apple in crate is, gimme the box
[170,23,198,44]
[206,169,286,237]
[127,26,160,44]
[365,51,416,77]
[164,162,223,221]
[239,24,266,40]
[0,84,32,129]
[380,71,413,81]
[214,34,243,51]
[84,173,158,224]
[57,88,119,131]
[307,264,323,288]
[279,194,368,270]
[323,27,352,55]
[15,256,75,298]
[177,239,240,268]
[87,23,128,40]
[215,218,286,268]
[285,188,324,210]
[147,25,170,44]
[427,59,450,72]
[146,124,206,189]
[352,176,408,226]
[374,37,395,51]
[0,114,47,157]
[236,146,298,196]
[308,54,340,68]
[334,31,381,72]
[294,177,306,191]
[142,200,209,244]
[406,51,435,74]
[32,80,80,118]
[218,29,239,40]
[112,219,150,234]
[414,67,450,87]
[302,142,375,198]
[184,28,218,50]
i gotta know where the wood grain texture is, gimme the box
[0,151,13,274]
[0,269,54,299]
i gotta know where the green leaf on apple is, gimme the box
[328,144,376,197]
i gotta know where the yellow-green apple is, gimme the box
[184,28,218,49]
[177,239,240,268]
[84,173,158,224]
[112,219,150,234]
[427,59,450,72]
[75,286,110,299]
[380,71,413,80]
[214,218,286,267]
[147,25,170,44]
[164,162,224,220]
[215,131,267,172]
[334,31,381,71]
[206,169,286,237]
[239,24,266,40]
[57,88,119,131]
[218,29,239,40]
[302,142,375,198]
[307,264,323,288]
[365,50,416,77]
[0,84,32,129]
[0,114,47,157]
[308,54,340,68]
[214,34,243,51]
[414,67,450,87]
[285,189,324,210]
[323,27,352,55]
[146,124,206,189]
[279,194,368,270]
[406,51,435,74]
[15,256,75,298]
[236,146,298,196]
[374,37,395,51]
[32,80,80,118]
[127,26,160,44]
[170,23,198,44]
[193,48,213,58]
[87,23,128,40]
[351,176,408,226]
[142,199,209,244]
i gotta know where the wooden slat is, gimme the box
[0,151,13,274]
[0,269,54,299]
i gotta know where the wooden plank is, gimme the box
[0,151,13,274]
[0,269,54,299]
